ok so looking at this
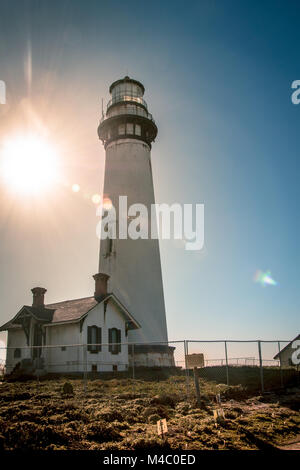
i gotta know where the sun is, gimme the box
[1,134,59,195]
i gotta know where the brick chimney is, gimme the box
[31,287,47,307]
[93,273,110,300]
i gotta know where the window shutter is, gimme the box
[117,329,121,353]
[87,326,92,352]
[97,327,102,352]
[108,328,112,353]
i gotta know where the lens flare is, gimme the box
[254,270,278,287]
[92,194,101,205]
[1,134,59,195]
[72,183,80,193]
[103,197,112,210]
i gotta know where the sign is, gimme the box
[157,418,168,436]
[186,353,204,368]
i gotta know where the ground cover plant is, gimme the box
[0,374,299,450]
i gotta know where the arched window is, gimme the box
[14,348,21,359]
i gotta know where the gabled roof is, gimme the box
[0,305,55,331]
[0,293,140,331]
[273,334,300,359]
[103,293,141,330]
[46,296,98,323]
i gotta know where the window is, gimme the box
[107,237,113,256]
[112,365,118,372]
[135,124,141,136]
[126,123,134,134]
[109,328,121,355]
[61,346,66,351]
[14,348,21,359]
[118,124,125,135]
[87,326,102,353]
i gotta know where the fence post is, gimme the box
[184,340,190,399]
[185,340,189,375]
[258,340,264,393]
[193,367,201,407]
[224,341,229,386]
[278,341,283,388]
[83,344,87,394]
[132,343,135,380]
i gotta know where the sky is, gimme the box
[0,0,299,351]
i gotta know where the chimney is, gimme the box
[31,287,47,307]
[93,273,110,300]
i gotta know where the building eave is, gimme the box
[0,306,41,331]
[43,319,81,327]
[106,293,141,330]
[273,334,300,359]
[0,293,140,331]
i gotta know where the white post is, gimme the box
[184,340,189,398]
[258,341,264,393]
[225,341,229,386]
[83,344,87,393]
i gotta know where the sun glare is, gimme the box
[1,134,59,195]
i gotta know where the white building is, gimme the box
[0,77,175,375]
[98,76,173,364]
[273,334,300,369]
[0,275,141,375]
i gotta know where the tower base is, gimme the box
[128,344,175,368]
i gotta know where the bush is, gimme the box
[3,422,69,450]
[85,422,121,442]
[147,413,161,424]
[143,405,169,420]
[132,437,171,450]
[150,393,179,408]
[95,408,124,422]
[61,382,74,396]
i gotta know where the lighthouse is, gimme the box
[98,77,173,365]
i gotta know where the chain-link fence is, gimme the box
[185,340,299,395]
[0,339,299,396]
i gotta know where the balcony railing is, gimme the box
[100,106,155,124]
[107,93,148,110]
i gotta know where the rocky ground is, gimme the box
[0,376,299,450]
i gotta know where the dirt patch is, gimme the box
[0,377,299,450]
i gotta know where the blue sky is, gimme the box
[0,0,299,346]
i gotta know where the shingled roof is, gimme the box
[46,296,98,323]
[0,294,140,331]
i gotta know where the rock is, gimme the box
[61,382,74,396]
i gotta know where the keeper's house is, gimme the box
[273,334,300,369]
[0,273,140,375]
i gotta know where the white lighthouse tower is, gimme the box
[98,77,173,365]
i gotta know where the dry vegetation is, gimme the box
[0,376,299,450]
